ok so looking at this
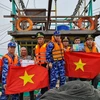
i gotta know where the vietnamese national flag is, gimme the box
[6,65,49,94]
[64,52,100,79]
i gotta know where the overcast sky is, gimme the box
[0,0,100,55]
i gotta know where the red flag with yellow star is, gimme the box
[64,52,100,79]
[5,65,49,94]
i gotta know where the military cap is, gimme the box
[36,32,44,38]
[85,34,93,40]
[63,37,69,42]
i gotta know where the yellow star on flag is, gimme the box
[19,71,34,86]
[74,59,86,72]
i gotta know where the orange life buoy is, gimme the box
[16,18,33,31]
[77,17,95,30]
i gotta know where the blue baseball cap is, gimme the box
[54,31,61,36]
[8,42,16,47]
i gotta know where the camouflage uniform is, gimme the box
[46,42,66,89]
[0,53,20,100]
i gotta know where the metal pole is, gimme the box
[55,0,57,30]
[78,8,80,16]
[46,0,52,30]
[88,0,93,16]
[84,0,86,16]
[12,0,16,31]
[17,43,20,56]
[55,0,57,16]
[18,0,20,9]
[91,0,93,16]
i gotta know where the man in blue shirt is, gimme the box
[0,41,20,100]
[46,31,66,89]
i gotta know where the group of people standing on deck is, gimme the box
[0,30,99,100]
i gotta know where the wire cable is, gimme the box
[0,3,11,10]
[26,0,29,8]
[0,23,11,27]
[0,5,11,12]
[13,0,19,10]
[34,0,36,8]
[0,34,9,41]
[93,11,100,15]
[0,28,11,41]
[0,27,11,37]
[72,0,83,16]
[20,0,26,9]
[0,25,11,30]
[93,7,100,11]
[0,40,11,45]
[81,0,91,15]
[0,26,11,33]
